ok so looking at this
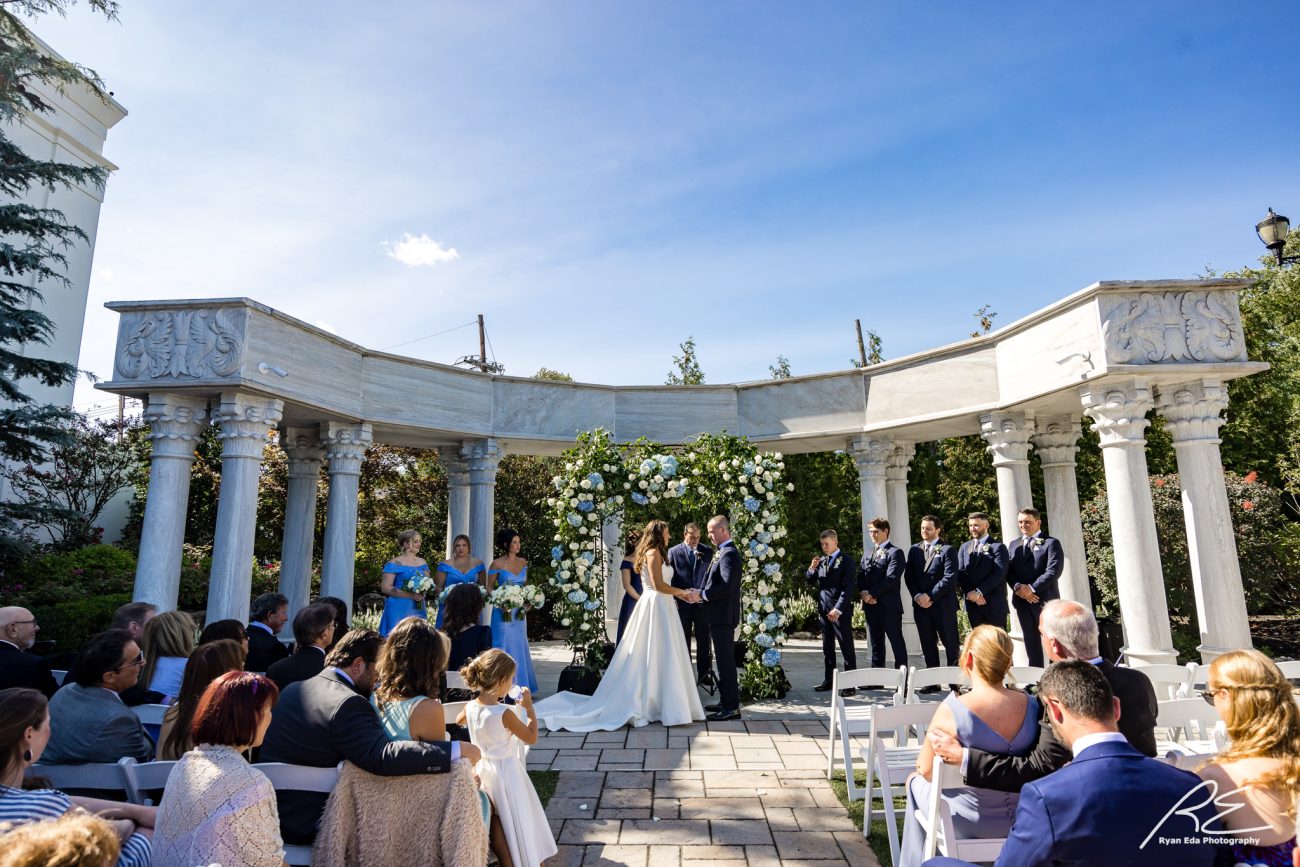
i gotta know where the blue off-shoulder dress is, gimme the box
[434,561,484,628]
[378,561,430,637]
[489,566,538,693]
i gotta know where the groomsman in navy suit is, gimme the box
[668,522,714,687]
[806,529,857,693]
[905,515,960,668]
[923,660,1216,867]
[857,517,908,669]
[957,512,1010,630]
[1006,507,1062,667]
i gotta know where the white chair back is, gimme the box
[1276,660,1300,681]
[905,666,965,703]
[864,701,941,865]
[122,759,176,805]
[1007,666,1044,687]
[445,671,470,691]
[1157,698,1222,743]
[444,701,470,727]
[1186,661,1210,691]
[1130,664,1193,701]
[29,757,136,798]
[825,666,907,801]
[134,703,170,726]
[253,762,344,867]
[920,759,1007,862]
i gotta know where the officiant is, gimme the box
[807,529,857,695]
[668,522,714,689]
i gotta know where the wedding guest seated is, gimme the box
[372,617,450,743]
[158,640,246,761]
[441,584,492,702]
[266,603,335,691]
[1196,649,1298,866]
[924,660,1217,867]
[245,593,289,674]
[0,607,58,697]
[258,629,478,846]
[150,672,287,867]
[928,599,1158,792]
[0,811,123,867]
[899,625,1038,867]
[140,611,196,704]
[313,597,350,652]
[0,688,154,866]
[42,630,153,765]
[109,603,157,647]
[198,618,250,656]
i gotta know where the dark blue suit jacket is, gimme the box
[1006,533,1063,602]
[806,550,855,614]
[905,541,959,602]
[926,739,1219,867]
[667,542,713,591]
[857,540,906,615]
[957,536,1009,600]
[700,541,742,627]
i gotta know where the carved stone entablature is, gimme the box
[1101,290,1244,366]
[115,308,245,381]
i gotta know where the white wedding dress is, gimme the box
[534,564,706,731]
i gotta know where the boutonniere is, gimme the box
[978,543,990,554]
[1030,538,1044,550]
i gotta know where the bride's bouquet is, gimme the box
[488,583,546,622]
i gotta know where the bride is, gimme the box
[533,519,706,731]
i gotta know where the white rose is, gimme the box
[723,472,731,481]
[764,602,774,613]
[587,512,598,522]
[693,468,701,476]
[553,518,562,526]
[624,482,632,489]
[547,497,556,506]
[562,618,571,626]
[777,547,785,557]
[766,491,775,500]
[603,464,612,471]
[653,474,663,484]
[732,458,741,467]
[739,475,749,484]
[569,542,579,550]
[570,498,580,507]
[580,479,592,490]
[748,558,760,570]
[787,483,795,491]
[578,526,589,535]
[639,480,648,489]
[615,495,624,504]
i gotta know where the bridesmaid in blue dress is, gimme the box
[488,527,538,694]
[378,529,431,637]
[435,534,485,629]
[616,535,642,644]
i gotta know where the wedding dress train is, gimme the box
[534,564,706,731]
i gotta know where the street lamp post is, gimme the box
[1256,208,1299,266]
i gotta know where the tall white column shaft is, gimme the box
[1032,416,1092,611]
[1156,379,1252,661]
[207,393,284,624]
[602,514,623,640]
[885,442,921,653]
[981,411,1036,663]
[134,394,209,612]
[1081,379,1177,666]
[278,425,324,624]
[440,446,472,558]
[320,422,373,615]
[851,435,891,548]
[466,438,504,572]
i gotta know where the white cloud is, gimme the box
[383,233,460,267]
[314,319,339,335]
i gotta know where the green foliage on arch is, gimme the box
[546,428,793,700]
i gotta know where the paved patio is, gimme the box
[528,638,890,866]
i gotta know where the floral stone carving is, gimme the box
[115,308,245,380]
[1101,290,1244,365]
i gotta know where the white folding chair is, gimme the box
[825,666,907,801]
[253,762,343,866]
[918,759,1007,863]
[1276,660,1300,681]
[446,671,470,691]
[444,700,470,727]
[134,704,170,726]
[905,666,965,704]
[1129,664,1194,701]
[29,757,136,799]
[50,669,67,686]
[1007,666,1044,688]
[860,701,941,865]
[122,759,176,805]
[1157,698,1223,753]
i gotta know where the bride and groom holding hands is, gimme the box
[533,515,743,731]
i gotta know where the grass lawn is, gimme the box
[829,769,906,866]
[529,769,559,807]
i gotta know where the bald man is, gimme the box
[0,607,59,697]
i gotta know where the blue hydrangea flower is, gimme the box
[758,531,772,544]
[764,612,781,629]
[639,458,657,476]
[755,633,775,648]
[577,500,595,513]
[742,460,756,476]
[763,563,780,576]
[762,648,781,668]
[580,551,596,565]
[566,512,583,527]
[551,545,564,561]
[631,492,649,505]
[586,472,604,488]
[566,589,588,604]
[582,600,601,611]
[743,497,761,513]
[553,477,565,491]
[659,455,678,478]
[746,611,761,625]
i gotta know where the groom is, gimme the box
[685,514,742,721]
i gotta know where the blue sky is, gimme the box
[38,2,1299,410]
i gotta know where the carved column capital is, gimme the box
[1031,415,1083,468]
[1155,379,1228,445]
[463,438,505,484]
[280,425,326,478]
[214,393,283,459]
[439,445,471,486]
[980,411,1036,467]
[850,435,891,483]
[885,442,916,483]
[322,422,374,476]
[1080,379,1154,447]
[143,394,210,459]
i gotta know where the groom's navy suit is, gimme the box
[857,540,908,669]
[1006,532,1062,667]
[667,541,713,682]
[806,549,857,682]
[905,539,960,667]
[957,535,1010,630]
[700,539,742,713]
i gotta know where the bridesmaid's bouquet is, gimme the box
[489,584,546,622]
[405,570,435,610]
[437,583,488,607]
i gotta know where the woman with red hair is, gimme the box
[150,671,287,867]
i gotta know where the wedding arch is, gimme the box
[545,428,793,700]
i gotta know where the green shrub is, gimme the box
[31,593,131,655]
[9,545,136,607]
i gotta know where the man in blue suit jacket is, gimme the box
[956,512,1010,630]
[1006,508,1062,667]
[925,659,1218,867]
[667,522,714,687]
[857,516,908,669]
[905,515,961,668]
[806,529,857,692]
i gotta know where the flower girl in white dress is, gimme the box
[458,649,557,867]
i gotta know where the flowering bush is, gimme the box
[546,428,793,700]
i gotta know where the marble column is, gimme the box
[134,394,210,612]
[1031,416,1092,611]
[602,514,623,640]
[851,435,891,548]
[319,422,373,615]
[466,438,504,626]
[207,393,284,624]
[1156,379,1253,661]
[885,442,922,655]
[980,410,1036,663]
[1081,379,1178,666]
[278,426,324,624]
[440,446,472,558]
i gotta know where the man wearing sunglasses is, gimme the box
[42,629,153,765]
[0,606,59,697]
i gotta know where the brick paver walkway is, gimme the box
[528,639,887,866]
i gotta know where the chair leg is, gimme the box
[882,771,901,867]
[826,714,837,780]
[842,725,859,800]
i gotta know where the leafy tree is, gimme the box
[970,304,997,338]
[666,336,705,385]
[769,355,791,380]
[850,330,884,368]
[534,367,573,382]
